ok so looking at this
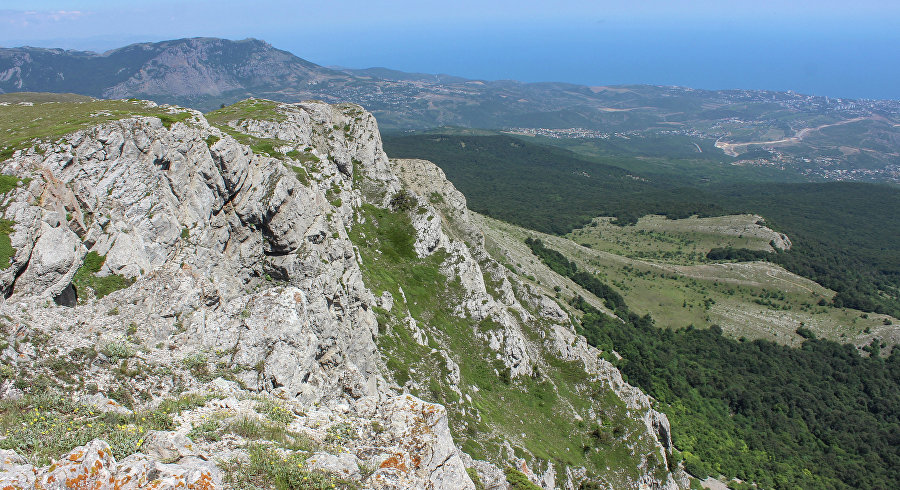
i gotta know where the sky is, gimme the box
[2,1,899,99]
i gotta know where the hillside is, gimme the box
[3,37,900,181]
[383,133,900,319]
[0,38,348,107]
[0,95,684,489]
[479,213,896,347]
[472,216,899,488]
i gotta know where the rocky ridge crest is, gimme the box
[0,97,684,489]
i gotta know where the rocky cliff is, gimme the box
[0,96,685,489]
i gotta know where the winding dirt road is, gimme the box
[716,117,870,156]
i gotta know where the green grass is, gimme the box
[505,467,542,490]
[255,399,294,425]
[567,214,776,265]
[0,174,27,195]
[290,165,310,185]
[224,417,314,452]
[0,96,194,162]
[157,112,193,129]
[72,251,134,300]
[0,219,16,271]
[156,393,214,415]
[0,393,174,466]
[482,214,894,347]
[288,150,321,165]
[204,99,286,127]
[349,202,663,487]
[221,444,359,490]
[100,341,136,362]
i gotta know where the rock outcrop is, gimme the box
[0,97,684,489]
[0,439,220,489]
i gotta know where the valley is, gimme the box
[477,213,897,348]
[0,34,898,490]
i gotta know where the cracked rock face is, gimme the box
[368,395,474,490]
[0,439,221,490]
[0,98,683,489]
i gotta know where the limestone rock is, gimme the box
[141,431,200,463]
[369,394,475,490]
[306,451,362,481]
[13,220,83,298]
[0,449,35,489]
[0,98,686,489]
[81,393,134,416]
[0,440,222,490]
[115,455,222,490]
[34,439,117,489]
[459,452,508,490]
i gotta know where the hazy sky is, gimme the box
[2,1,899,99]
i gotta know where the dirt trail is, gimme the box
[765,270,817,294]
[716,116,870,156]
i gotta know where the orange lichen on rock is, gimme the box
[379,455,408,472]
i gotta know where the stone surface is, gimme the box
[0,98,685,489]
[6,439,222,490]
[81,392,135,416]
[141,431,200,463]
[368,395,475,490]
[305,451,362,481]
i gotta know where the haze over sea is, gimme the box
[285,19,900,101]
[2,1,899,100]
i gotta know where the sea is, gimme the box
[279,19,900,101]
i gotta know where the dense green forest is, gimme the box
[705,247,772,262]
[383,134,900,316]
[525,238,900,489]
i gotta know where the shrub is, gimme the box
[256,399,294,425]
[467,467,486,490]
[101,341,135,361]
[505,467,542,490]
[389,189,417,213]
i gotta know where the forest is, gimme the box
[384,134,900,317]
[525,238,899,489]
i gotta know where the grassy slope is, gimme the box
[477,213,897,348]
[521,235,900,489]
[382,133,900,318]
[0,96,193,161]
[349,202,666,487]
[568,214,777,264]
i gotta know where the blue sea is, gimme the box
[274,19,900,101]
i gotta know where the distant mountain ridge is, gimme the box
[4,37,897,132]
[2,37,900,178]
[0,38,347,105]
